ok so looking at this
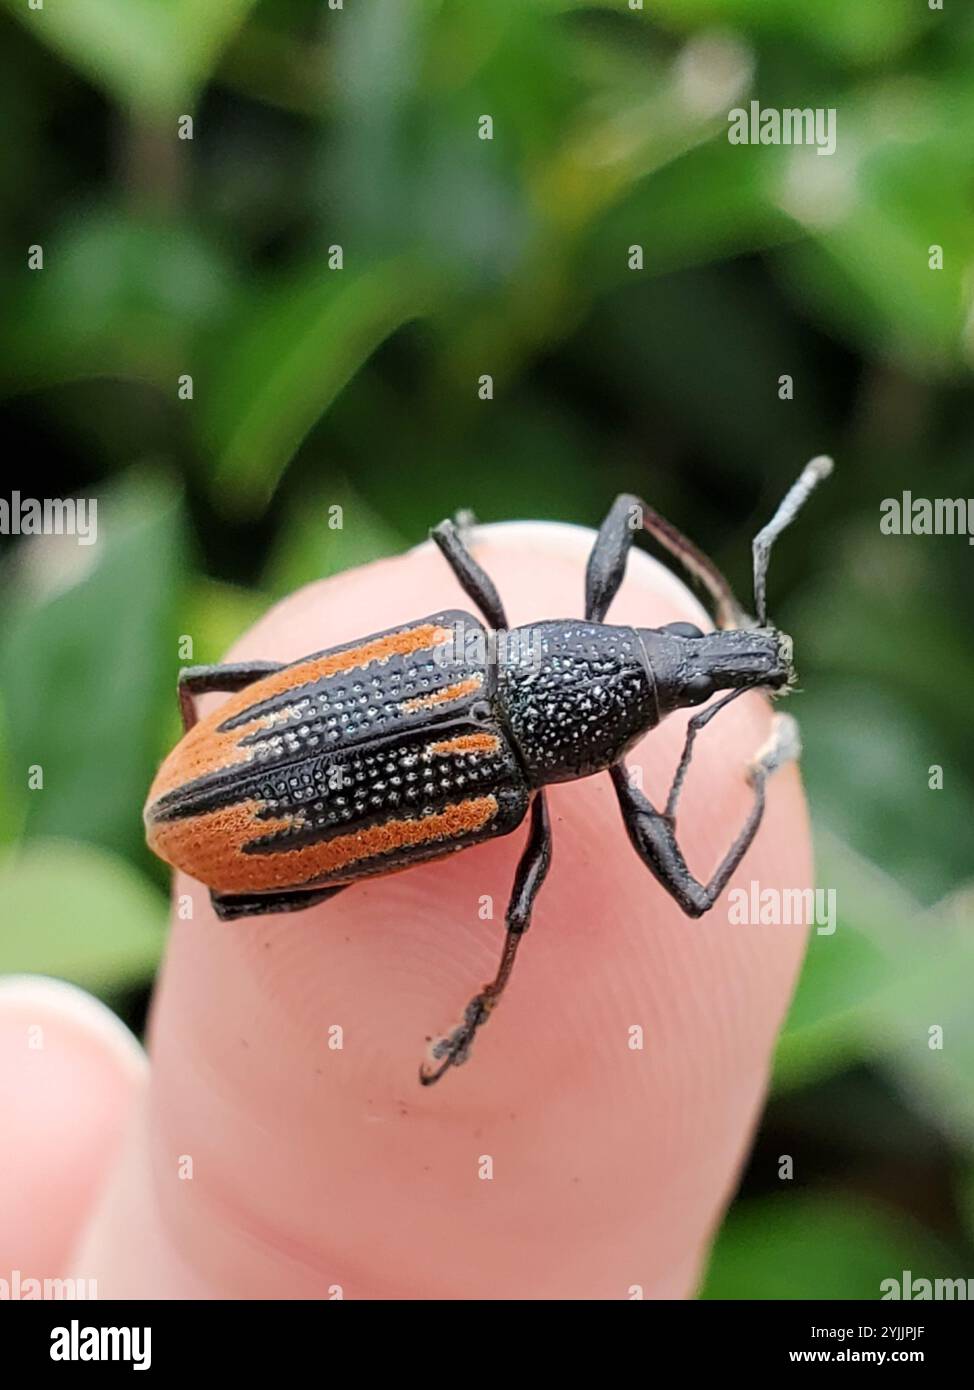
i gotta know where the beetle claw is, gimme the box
[419,996,492,1085]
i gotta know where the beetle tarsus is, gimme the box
[420,997,492,1085]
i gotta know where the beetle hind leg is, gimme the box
[210,884,347,921]
[178,660,284,732]
[420,793,551,1086]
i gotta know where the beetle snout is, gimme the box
[697,627,794,692]
[639,624,795,716]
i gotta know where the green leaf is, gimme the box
[797,683,974,906]
[0,468,186,865]
[773,831,907,1092]
[202,256,438,516]
[1,0,262,115]
[0,838,165,995]
[644,0,926,64]
[871,885,974,1147]
[774,832,974,1139]
[0,696,26,849]
[772,80,974,374]
[701,1193,958,1299]
[0,208,237,394]
[182,577,268,662]
[959,1167,974,1249]
[265,479,408,600]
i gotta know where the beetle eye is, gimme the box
[662,621,703,640]
[683,672,715,705]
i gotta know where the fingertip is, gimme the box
[122,517,813,1297]
[0,976,145,1277]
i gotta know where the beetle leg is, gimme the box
[420,792,551,1085]
[664,688,750,822]
[209,884,348,921]
[177,660,284,732]
[609,712,800,918]
[430,518,508,629]
[585,494,745,629]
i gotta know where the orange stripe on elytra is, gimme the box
[147,622,453,802]
[428,733,500,757]
[147,795,499,894]
[400,675,482,714]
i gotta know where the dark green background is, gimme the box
[1,0,972,1298]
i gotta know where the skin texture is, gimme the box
[0,521,812,1299]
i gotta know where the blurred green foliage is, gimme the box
[1,0,972,1298]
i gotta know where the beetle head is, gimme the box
[639,622,794,716]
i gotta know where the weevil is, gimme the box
[144,456,832,1084]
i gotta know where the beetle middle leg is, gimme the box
[430,517,508,629]
[178,660,284,732]
[609,711,800,918]
[585,493,745,629]
[420,792,551,1085]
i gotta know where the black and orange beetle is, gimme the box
[145,457,832,1084]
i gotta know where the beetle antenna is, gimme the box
[752,455,833,627]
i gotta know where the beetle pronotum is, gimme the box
[144,457,833,1084]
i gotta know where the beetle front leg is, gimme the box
[177,660,284,732]
[664,688,749,821]
[610,712,800,918]
[585,493,745,628]
[420,792,551,1085]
